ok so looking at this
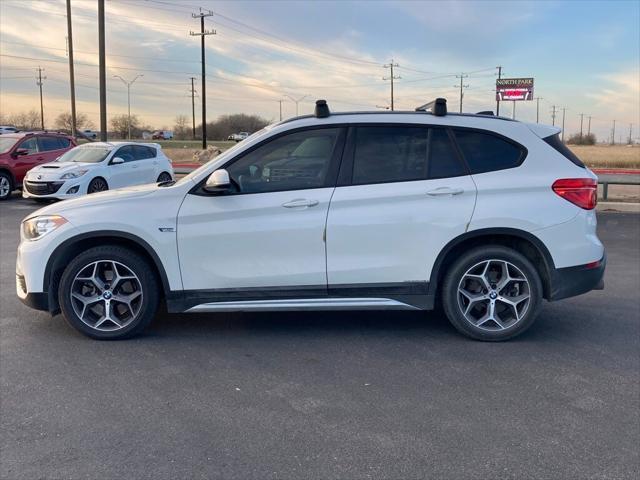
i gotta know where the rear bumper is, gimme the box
[549,254,605,301]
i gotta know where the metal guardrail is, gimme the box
[598,174,640,200]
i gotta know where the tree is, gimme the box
[54,112,95,133]
[4,110,41,130]
[566,132,597,145]
[110,114,139,139]
[200,113,270,141]
[173,114,190,140]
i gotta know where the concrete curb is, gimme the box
[597,202,640,213]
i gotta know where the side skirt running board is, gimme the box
[185,297,420,313]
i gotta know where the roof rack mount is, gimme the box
[415,98,447,116]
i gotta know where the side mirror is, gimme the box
[110,157,125,165]
[204,169,231,193]
[14,148,29,157]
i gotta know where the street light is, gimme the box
[113,74,143,139]
[284,94,309,117]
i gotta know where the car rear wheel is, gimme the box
[0,172,13,200]
[87,177,108,193]
[442,246,542,341]
[156,172,172,182]
[58,245,159,340]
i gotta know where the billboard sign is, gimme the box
[496,77,534,101]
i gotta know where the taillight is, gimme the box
[552,178,598,210]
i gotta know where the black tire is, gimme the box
[156,172,172,182]
[441,245,543,341]
[87,177,108,194]
[0,171,14,200]
[58,245,159,340]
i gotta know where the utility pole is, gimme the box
[535,97,543,123]
[190,9,215,150]
[383,60,400,111]
[496,66,502,116]
[65,0,77,137]
[98,0,107,141]
[561,107,567,142]
[455,73,469,113]
[587,116,592,136]
[611,119,616,145]
[551,105,558,126]
[189,77,197,140]
[36,67,46,130]
[578,113,585,140]
[113,74,143,139]
[512,101,516,120]
[278,99,283,121]
[284,94,309,117]
[629,123,634,145]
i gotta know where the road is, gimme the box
[1,195,639,479]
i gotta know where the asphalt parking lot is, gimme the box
[1,194,639,480]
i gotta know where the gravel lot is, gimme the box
[1,195,639,480]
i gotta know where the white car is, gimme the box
[16,99,605,341]
[81,129,98,139]
[0,125,19,134]
[22,142,173,200]
[228,132,249,142]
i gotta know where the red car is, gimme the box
[0,132,77,200]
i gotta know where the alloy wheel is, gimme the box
[457,259,531,332]
[88,178,107,193]
[0,176,10,198]
[70,260,143,332]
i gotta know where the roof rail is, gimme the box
[476,110,494,116]
[415,98,447,116]
[314,99,330,118]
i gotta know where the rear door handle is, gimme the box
[426,187,464,196]
[282,199,319,208]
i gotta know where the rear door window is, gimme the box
[453,129,525,174]
[37,136,64,152]
[132,145,157,160]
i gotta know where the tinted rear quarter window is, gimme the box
[453,129,525,174]
[427,128,467,179]
[543,133,585,168]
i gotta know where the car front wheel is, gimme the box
[0,172,13,200]
[87,177,108,193]
[441,246,542,341]
[58,245,159,340]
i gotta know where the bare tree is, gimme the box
[54,112,95,133]
[173,115,190,140]
[5,110,41,130]
[110,114,139,139]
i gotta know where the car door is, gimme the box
[12,137,42,182]
[177,126,346,294]
[325,125,477,296]
[131,145,159,183]
[36,136,68,163]
[108,145,143,188]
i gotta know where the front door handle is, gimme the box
[426,187,464,196]
[282,199,319,208]
[131,164,139,169]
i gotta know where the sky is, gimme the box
[1,0,639,141]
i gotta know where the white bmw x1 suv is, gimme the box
[22,142,173,200]
[17,99,605,341]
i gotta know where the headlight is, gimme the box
[22,215,68,241]
[61,169,88,179]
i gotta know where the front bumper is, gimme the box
[549,254,606,301]
[22,179,82,200]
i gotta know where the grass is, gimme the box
[568,145,640,169]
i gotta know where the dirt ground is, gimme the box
[569,145,640,169]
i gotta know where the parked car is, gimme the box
[16,99,605,341]
[151,130,173,140]
[0,125,19,134]
[81,129,98,139]
[227,132,249,142]
[0,132,76,200]
[22,142,174,201]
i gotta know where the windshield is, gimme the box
[57,146,112,163]
[0,137,19,154]
[175,128,271,185]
